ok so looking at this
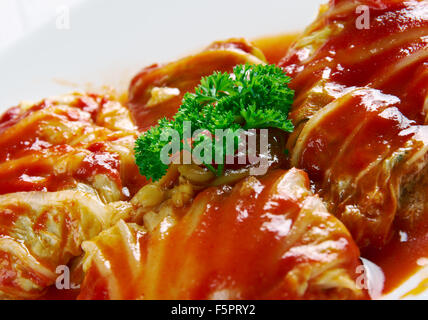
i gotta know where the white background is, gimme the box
[0,0,83,53]
[0,0,326,107]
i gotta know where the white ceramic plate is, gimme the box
[0,0,426,300]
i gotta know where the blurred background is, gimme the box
[0,0,83,53]
[0,0,325,107]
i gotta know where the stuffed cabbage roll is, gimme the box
[0,93,143,299]
[280,0,427,127]
[0,191,132,299]
[291,88,428,247]
[280,0,428,247]
[128,38,266,131]
[0,92,146,200]
[78,169,365,300]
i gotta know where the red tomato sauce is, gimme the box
[0,96,123,195]
[364,217,428,294]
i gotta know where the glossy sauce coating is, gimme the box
[291,87,428,250]
[78,169,364,300]
[280,0,428,125]
[0,94,145,198]
[279,0,428,293]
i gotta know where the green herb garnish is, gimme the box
[135,64,294,182]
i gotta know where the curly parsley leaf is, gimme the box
[135,64,295,182]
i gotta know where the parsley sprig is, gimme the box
[135,64,294,182]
